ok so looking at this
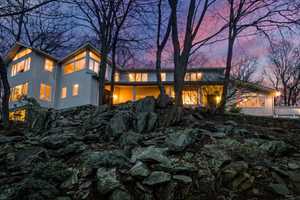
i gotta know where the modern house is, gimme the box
[6,42,278,118]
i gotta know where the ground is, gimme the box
[0,97,300,200]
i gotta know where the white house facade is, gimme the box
[6,43,278,117]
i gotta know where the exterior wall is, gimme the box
[8,51,56,108]
[240,95,274,116]
[274,107,300,118]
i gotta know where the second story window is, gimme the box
[129,73,148,82]
[10,82,28,102]
[40,83,52,101]
[63,52,86,75]
[185,72,203,81]
[61,87,67,99]
[11,57,31,77]
[13,49,32,61]
[45,59,54,72]
[89,51,100,74]
[161,73,166,81]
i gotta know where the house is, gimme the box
[5,42,278,118]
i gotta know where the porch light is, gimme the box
[275,91,281,97]
[215,96,221,104]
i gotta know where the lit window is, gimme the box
[61,87,67,99]
[44,59,54,72]
[129,73,148,82]
[72,84,79,96]
[115,72,120,82]
[13,49,32,61]
[10,83,29,102]
[161,73,166,81]
[9,109,26,122]
[183,90,198,105]
[40,83,52,101]
[89,59,99,73]
[185,72,202,81]
[129,73,135,82]
[89,51,100,61]
[238,93,265,108]
[63,51,87,75]
[11,57,31,77]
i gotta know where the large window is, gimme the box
[11,57,31,77]
[185,72,203,81]
[63,52,86,75]
[183,90,198,105]
[115,72,120,82]
[238,93,265,108]
[72,84,79,96]
[9,109,26,122]
[40,83,52,101]
[129,73,148,82]
[45,59,54,72]
[13,49,32,61]
[10,83,29,102]
[61,87,67,99]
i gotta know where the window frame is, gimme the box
[61,87,67,99]
[44,58,54,72]
[72,84,79,96]
[40,83,52,102]
[10,82,29,102]
[63,51,87,75]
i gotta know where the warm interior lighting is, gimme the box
[72,84,79,96]
[61,87,67,99]
[63,51,86,75]
[13,49,32,61]
[185,72,203,81]
[183,90,198,105]
[89,51,100,61]
[115,72,120,82]
[45,59,54,72]
[161,73,166,81]
[10,83,29,102]
[40,83,52,101]
[11,57,31,77]
[9,109,26,122]
[113,94,118,100]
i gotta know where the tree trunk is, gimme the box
[156,50,166,96]
[98,50,108,105]
[220,36,235,113]
[0,57,10,126]
[174,65,185,106]
[109,44,117,108]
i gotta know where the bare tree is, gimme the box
[267,39,300,106]
[0,0,57,126]
[168,0,226,106]
[219,0,300,112]
[74,0,138,105]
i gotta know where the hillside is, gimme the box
[1,97,300,200]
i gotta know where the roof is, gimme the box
[5,42,58,63]
[234,80,277,94]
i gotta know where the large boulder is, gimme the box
[106,111,134,138]
[40,134,74,149]
[131,146,171,166]
[129,161,150,178]
[165,129,199,152]
[135,112,158,133]
[134,96,156,113]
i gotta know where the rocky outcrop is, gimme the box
[1,97,300,200]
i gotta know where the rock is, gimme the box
[109,189,132,200]
[119,131,143,149]
[134,96,156,113]
[82,150,130,169]
[143,171,171,186]
[259,140,291,156]
[40,134,73,149]
[55,197,72,200]
[106,111,134,138]
[129,161,150,178]
[0,135,23,144]
[269,183,290,196]
[136,112,158,133]
[60,168,80,189]
[224,120,238,126]
[97,168,121,194]
[165,129,198,152]
[131,146,171,165]
[173,175,193,184]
